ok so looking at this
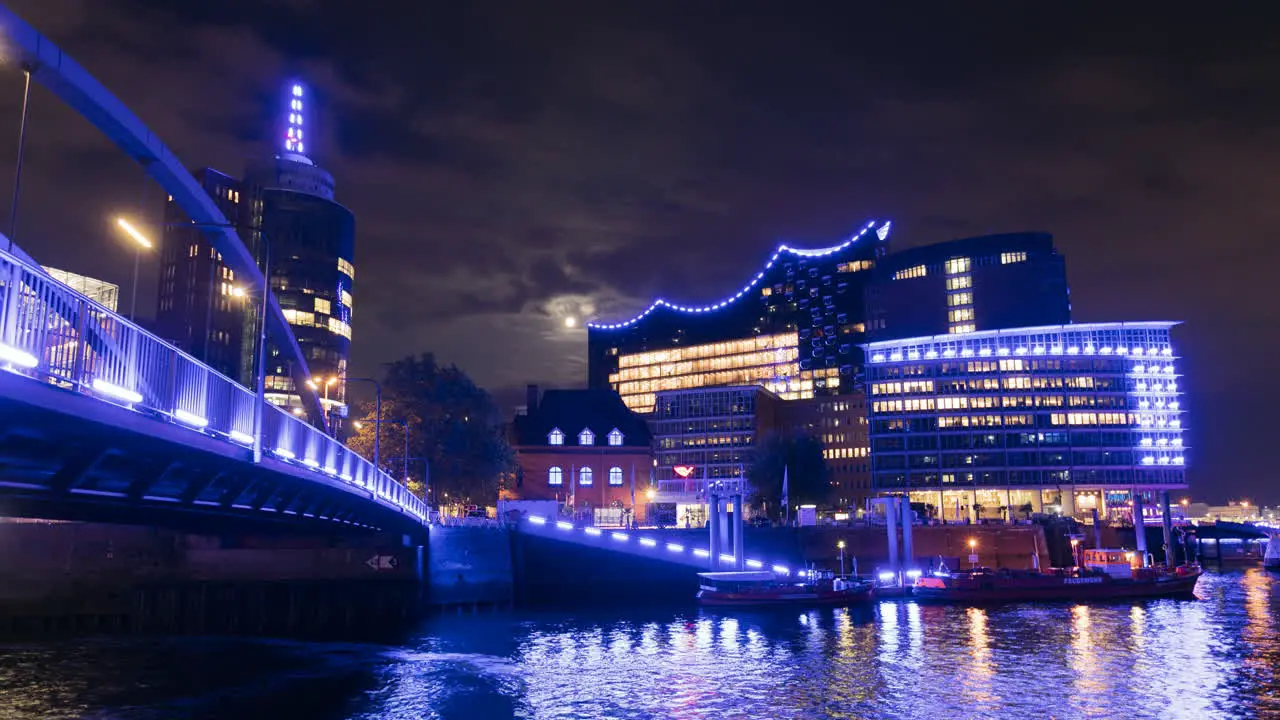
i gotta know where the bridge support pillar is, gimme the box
[900,496,914,570]
[1160,491,1175,566]
[733,494,745,571]
[708,492,721,570]
[1132,489,1148,565]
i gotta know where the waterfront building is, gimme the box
[154,168,249,381]
[650,385,783,525]
[865,232,1070,341]
[588,220,893,413]
[153,82,355,422]
[779,391,872,509]
[44,267,119,312]
[508,386,653,525]
[864,322,1186,522]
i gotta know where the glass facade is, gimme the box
[611,331,818,412]
[865,322,1186,517]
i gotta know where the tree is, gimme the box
[747,432,829,515]
[346,354,514,505]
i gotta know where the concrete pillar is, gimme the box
[1091,508,1103,549]
[733,494,745,571]
[1132,490,1148,565]
[901,496,914,568]
[709,494,721,570]
[1160,490,1175,567]
[938,490,945,523]
[1005,488,1014,524]
[1030,490,1044,514]
[885,498,899,577]
[968,491,978,524]
[719,495,731,559]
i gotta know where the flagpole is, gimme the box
[630,463,636,528]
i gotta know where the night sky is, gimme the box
[1,2,1277,503]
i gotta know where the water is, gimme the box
[0,570,1276,719]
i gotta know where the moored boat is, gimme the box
[914,548,1201,603]
[697,570,875,606]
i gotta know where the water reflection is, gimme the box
[0,572,1276,719]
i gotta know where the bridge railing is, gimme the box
[0,247,426,525]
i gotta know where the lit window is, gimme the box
[548,466,563,486]
[608,428,624,446]
[283,309,315,327]
[314,298,331,315]
[609,467,623,486]
[948,308,975,323]
[579,467,593,486]
[548,428,564,445]
[327,317,352,339]
[579,428,595,445]
[946,276,972,291]
[337,258,355,279]
[340,289,353,308]
[945,257,971,274]
[1001,251,1028,265]
[893,265,927,280]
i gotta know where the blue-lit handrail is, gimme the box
[0,247,426,525]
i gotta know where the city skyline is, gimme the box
[0,1,1277,503]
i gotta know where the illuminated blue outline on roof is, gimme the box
[588,219,891,330]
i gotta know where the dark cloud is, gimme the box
[2,1,1278,503]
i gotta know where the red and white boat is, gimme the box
[697,570,875,606]
[913,548,1201,603]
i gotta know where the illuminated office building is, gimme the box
[864,322,1186,523]
[650,385,783,525]
[589,220,893,406]
[865,232,1070,341]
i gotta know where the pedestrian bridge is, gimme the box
[0,244,427,536]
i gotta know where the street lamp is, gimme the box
[968,537,978,569]
[113,216,153,320]
[344,377,382,471]
[837,539,846,577]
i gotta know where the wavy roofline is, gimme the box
[587,219,891,330]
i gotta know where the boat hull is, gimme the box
[698,588,874,607]
[914,572,1201,603]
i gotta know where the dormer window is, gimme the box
[608,428,624,446]
[578,428,595,446]
[548,428,564,446]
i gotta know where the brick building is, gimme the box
[507,387,653,525]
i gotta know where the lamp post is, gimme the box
[8,65,31,251]
[113,217,153,320]
[345,377,381,471]
[837,540,846,577]
[968,537,978,570]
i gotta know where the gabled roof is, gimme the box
[512,389,651,447]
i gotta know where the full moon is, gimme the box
[564,316,577,328]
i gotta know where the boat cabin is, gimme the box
[697,571,784,593]
[1082,549,1139,579]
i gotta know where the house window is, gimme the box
[608,429,624,446]
[548,428,564,445]
[579,467,593,486]
[579,428,595,445]
[548,466,563,485]
[609,467,623,486]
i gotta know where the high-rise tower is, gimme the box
[155,81,356,426]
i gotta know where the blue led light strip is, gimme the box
[587,220,891,330]
[523,515,790,576]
